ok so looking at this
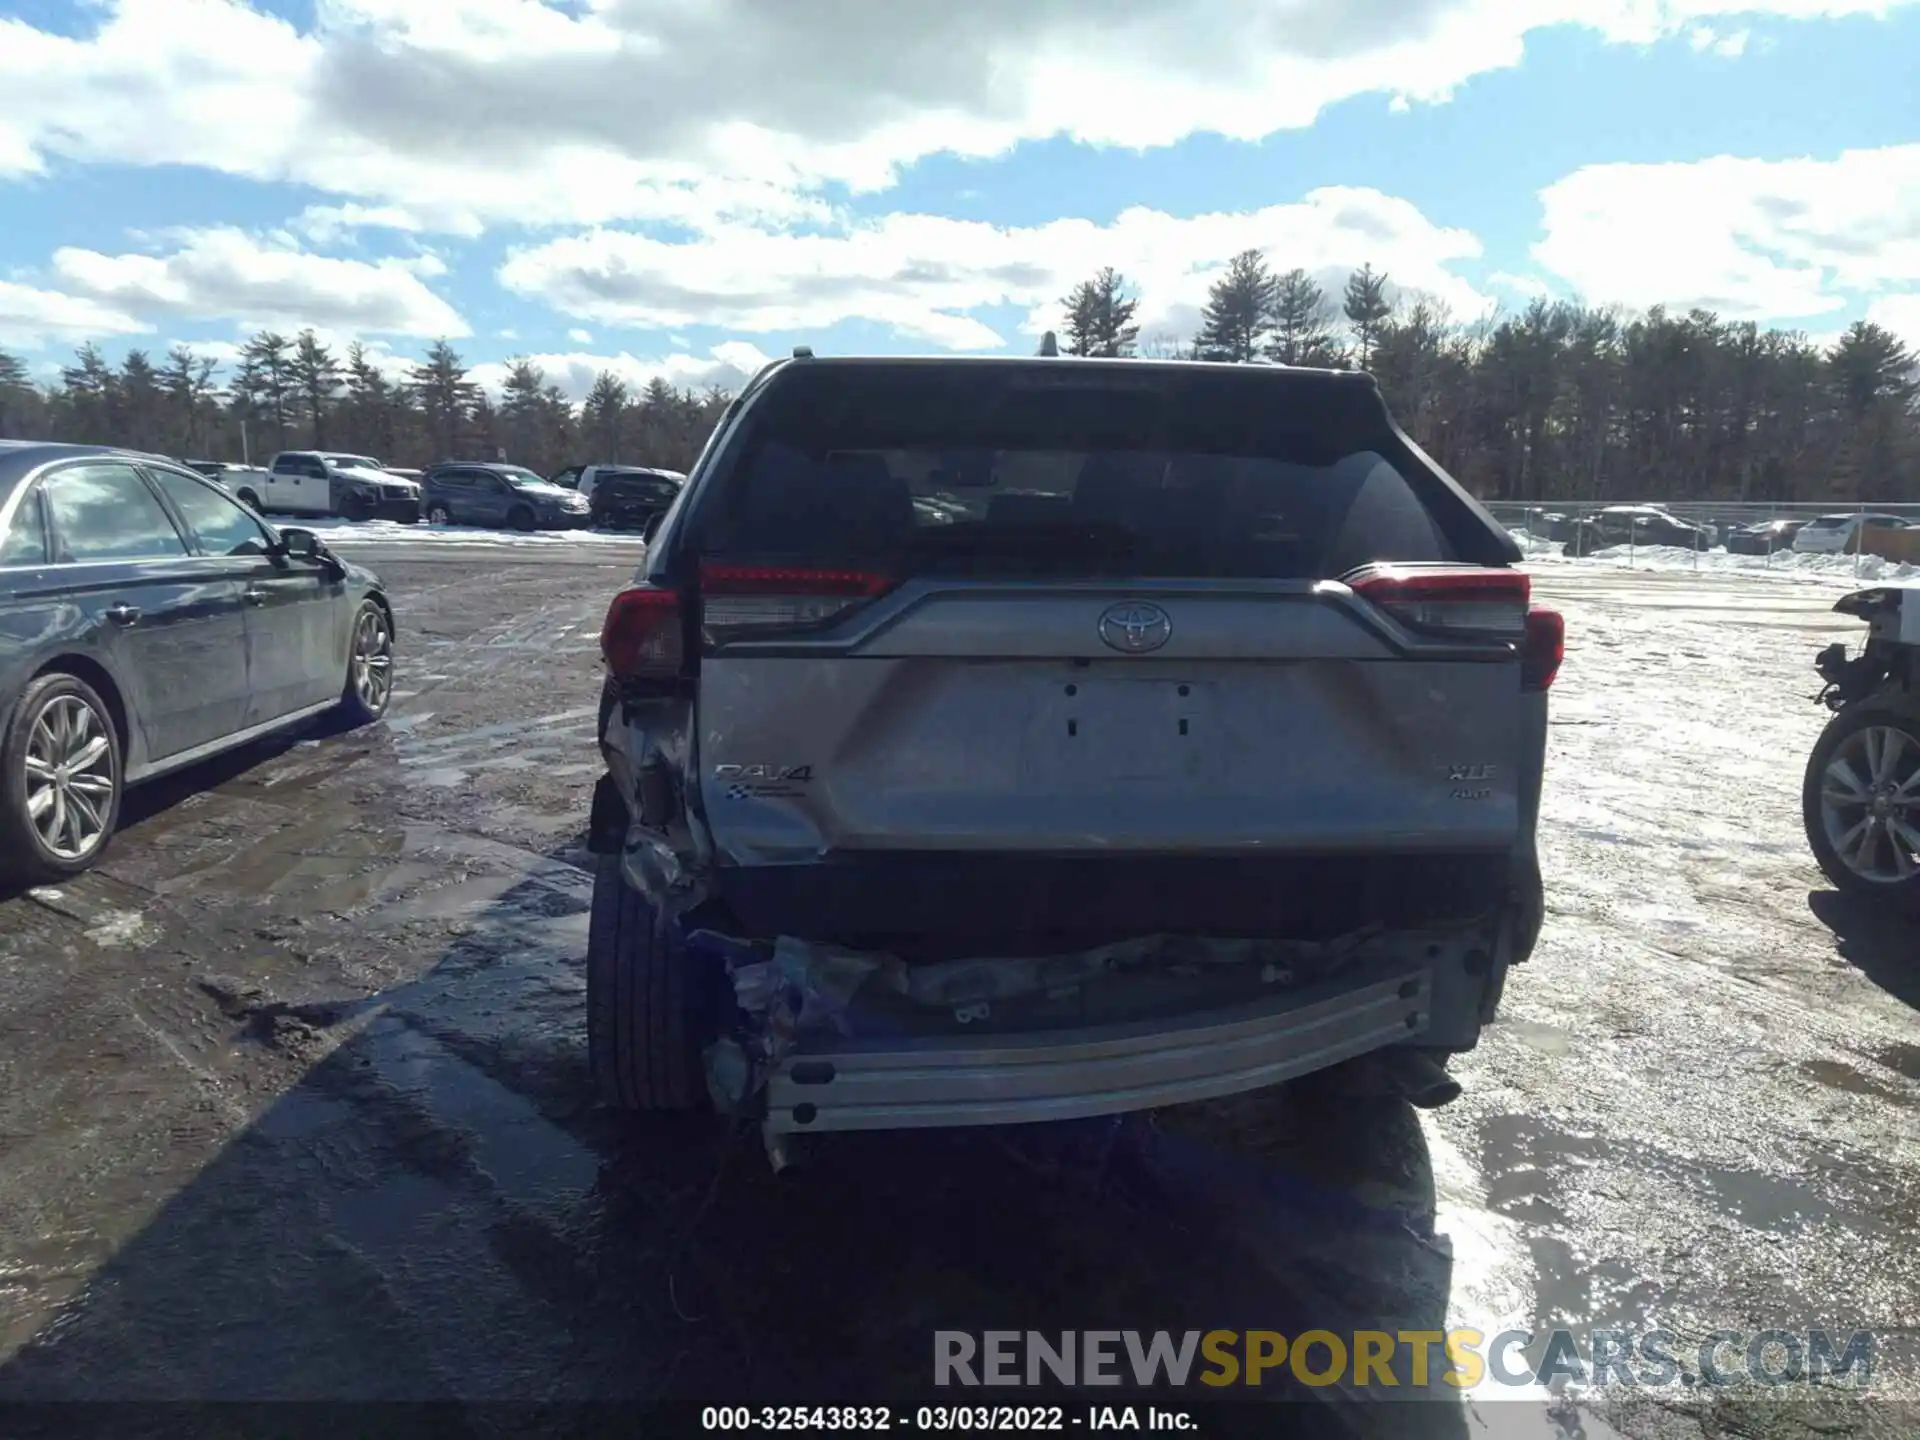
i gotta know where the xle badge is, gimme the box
[715,763,813,800]
[1448,762,1495,801]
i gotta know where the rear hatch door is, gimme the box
[682,364,1533,863]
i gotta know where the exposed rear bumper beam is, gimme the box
[763,969,1429,1136]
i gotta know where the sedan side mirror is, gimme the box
[279,527,321,560]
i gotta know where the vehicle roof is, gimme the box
[596,466,684,481]
[766,353,1369,383]
[0,440,191,491]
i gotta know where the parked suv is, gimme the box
[421,463,591,531]
[585,356,1560,1159]
[587,467,684,532]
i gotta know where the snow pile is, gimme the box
[1506,530,1920,586]
[303,518,648,548]
[1509,529,1563,557]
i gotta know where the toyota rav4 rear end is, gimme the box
[585,355,1559,1161]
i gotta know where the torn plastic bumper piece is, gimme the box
[760,969,1430,1136]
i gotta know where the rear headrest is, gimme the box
[729,446,914,550]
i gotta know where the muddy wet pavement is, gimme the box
[1,544,1917,1436]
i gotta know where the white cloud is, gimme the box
[2,0,1914,235]
[1688,23,1752,54]
[1866,293,1920,351]
[568,328,594,344]
[44,227,468,337]
[499,187,1490,349]
[1532,144,1920,321]
[468,341,775,402]
[0,280,149,350]
[1488,270,1554,301]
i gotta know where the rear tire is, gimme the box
[0,673,124,886]
[236,488,262,511]
[587,851,717,1110]
[1803,693,1920,904]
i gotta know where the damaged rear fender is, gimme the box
[592,685,709,904]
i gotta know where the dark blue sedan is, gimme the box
[0,442,396,883]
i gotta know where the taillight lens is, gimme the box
[601,585,683,679]
[1346,564,1531,638]
[698,562,897,646]
[1522,606,1565,691]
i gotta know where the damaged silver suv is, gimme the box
[586,354,1560,1159]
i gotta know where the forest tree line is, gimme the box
[0,333,729,478]
[2,255,1918,502]
[1058,256,1920,504]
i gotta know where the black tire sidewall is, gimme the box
[428,505,451,525]
[0,674,124,882]
[509,507,535,532]
[586,851,716,1111]
[1803,695,1920,899]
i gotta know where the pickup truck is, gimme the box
[231,452,422,522]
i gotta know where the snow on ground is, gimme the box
[301,518,647,548]
[1509,529,1920,586]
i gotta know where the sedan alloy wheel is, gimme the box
[351,605,395,716]
[23,692,118,862]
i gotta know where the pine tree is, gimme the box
[410,340,479,460]
[1060,268,1141,358]
[0,349,33,437]
[1342,264,1394,370]
[235,331,295,449]
[1266,269,1339,366]
[342,343,399,459]
[582,371,629,461]
[117,349,164,452]
[499,358,550,466]
[161,345,219,457]
[291,330,342,447]
[1193,250,1279,363]
[59,344,116,443]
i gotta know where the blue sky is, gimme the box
[1,0,1916,398]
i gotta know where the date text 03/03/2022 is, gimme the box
[701,1405,1198,1432]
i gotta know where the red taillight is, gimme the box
[601,585,683,679]
[1522,606,1565,691]
[1346,564,1531,637]
[698,562,897,644]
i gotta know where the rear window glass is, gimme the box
[699,367,1454,580]
[604,476,677,501]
